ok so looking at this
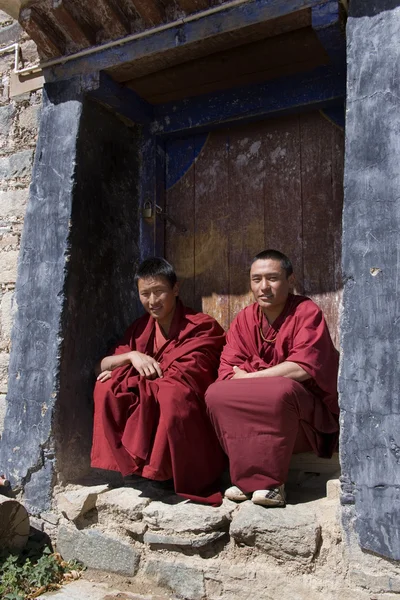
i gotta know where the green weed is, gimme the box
[0,546,84,599]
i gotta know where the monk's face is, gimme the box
[250,259,294,313]
[138,276,179,326]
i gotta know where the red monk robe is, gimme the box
[91,300,226,504]
[205,294,339,493]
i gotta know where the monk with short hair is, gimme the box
[205,249,339,507]
[91,257,226,504]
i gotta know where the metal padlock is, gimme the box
[142,201,153,219]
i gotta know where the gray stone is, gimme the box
[96,487,151,524]
[349,569,400,594]
[230,501,321,562]
[142,498,235,534]
[41,511,59,526]
[19,104,40,131]
[0,105,15,137]
[0,22,22,46]
[144,530,226,550]
[0,393,5,436]
[57,525,140,576]
[125,520,147,542]
[57,484,109,522]
[1,290,14,339]
[0,150,33,180]
[326,479,340,500]
[0,352,9,393]
[0,188,28,218]
[0,251,18,283]
[144,558,205,600]
[341,1,400,560]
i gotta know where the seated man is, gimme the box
[91,257,226,504]
[205,249,339,507]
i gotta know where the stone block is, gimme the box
[0,250,18,282]
[349,569,400,593]
[142,498,235,534]
[144,529,226,550]
[230,501,321,562]
[0,393,6,436]
[19,104,40,131]
[57,525,140,576]
[125,520,147,542]
[0,11,13,26]
[57,484,109,522]
[96,487,151,524]
[326,478,340,500]
[0,352,9,393]
[0,105,15,138]
[1,290,14,339]
[0,22,22,46]
[0,186,27,218]
[41,512,59,526]
[144,558,205,600]
[0,150,33,180]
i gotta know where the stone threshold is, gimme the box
[34,456,353,600]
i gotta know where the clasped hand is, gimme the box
[96,351,163,383]
[129,351,163,380]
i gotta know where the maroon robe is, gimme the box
[205,294,339,493]
[91,300,226,504]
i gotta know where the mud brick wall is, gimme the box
[0,10,40,436]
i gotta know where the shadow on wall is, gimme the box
[54,97,142,485]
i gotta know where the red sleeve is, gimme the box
[287,301,339,405]
[217,314,252,380]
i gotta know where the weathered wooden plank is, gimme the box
[262,115,304,293]
[139,127,157,263]
[227,122,265,322]
[300,111,342,345]
[20,7,64,59]
[152,66,346,136]
[123,0,166,27]
[112,10,312,83]
[88,72,153,124]
[165,137,196,308]
[52,0,93,48]
[178,0,210,14]
[129,28,325,104]
[44,0,331,81]
[194,130,230,329]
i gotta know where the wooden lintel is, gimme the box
[45,0,331,82]
[312,1,345,68]
[87,72,153,124]
[151,65,346,135]
[19,7,62,59]
[129,0,165,27]
[178,0,210,14]
[52,0,93,47]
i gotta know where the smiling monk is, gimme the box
[205,249,339,507]
[91,257,226,504]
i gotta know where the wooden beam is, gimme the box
[88,72,154,124]
[129,0,166,27]
[312,1,345,68]
[44,0,332,82]
[178,0,210,14]
[19,7,63,58]
[151,65,345,135]
[52,0,93,48]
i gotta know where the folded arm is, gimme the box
[232,361,310,381]
[95,351,163,382]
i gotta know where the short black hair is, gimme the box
[251,249,293,278]
[135,257,177,288]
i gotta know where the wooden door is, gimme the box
[163,111,344,346]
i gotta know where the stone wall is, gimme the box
[0,10,40,437]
